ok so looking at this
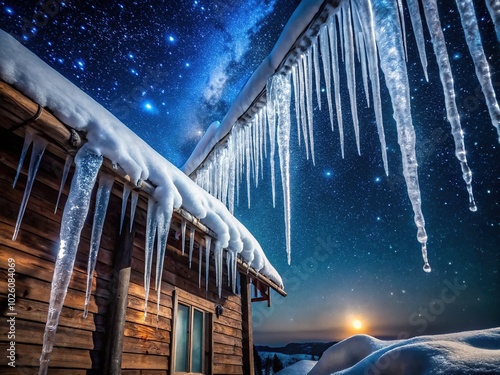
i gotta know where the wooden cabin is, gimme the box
[0,76,286,374]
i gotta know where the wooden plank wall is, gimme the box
[0,129,246,374]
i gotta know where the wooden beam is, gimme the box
[240,273,254,375]
[104,218,135,374]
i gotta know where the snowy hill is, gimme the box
[276,328,500,375]
[257,342,337,357]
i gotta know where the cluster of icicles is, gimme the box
[12,129,240,375]
[193,0,500,269]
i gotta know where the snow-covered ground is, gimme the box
[260,351,316,369]
[276,328,500,375]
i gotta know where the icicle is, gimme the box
[342,3,361,156]
[181,220,187,255]
[198,244,203,288]
[320,26,335,131]
[258,110,264,179]
[119,184,131,234]
[129,191,138,232]
[328,16,345,158]
[298,56,310,159]
[245,127,251,209]
[226,250,231,286]
[486,0,500,42]
[144,197,158,317]
[352,8,370,108]
[228,149,236,214]
[406,0,429,81]
[456,0,500,142]
[39,145,102,375]
[13,127,35,188]
[155,206,173,322]
[189,225,195,267]
[422,0,477,212]
[373,0,430,271]
[352,0,388,174]
[396,0,408,61]
[274,73,293,264]
[312,38,322,111]
[83,173,114,318]
[266,76,277,207]
[214,241,223,298]
[54,155,73,214]
[305,50,316,165]
[205,236,211,291]
[292,65,303,144]
[231,252,237,294]
[13,134,48,241]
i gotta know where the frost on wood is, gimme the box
[39,145,102,375]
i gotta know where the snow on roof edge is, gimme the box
[0,29,283,289]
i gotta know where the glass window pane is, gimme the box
[191,309,204,373]
[175,304,189,372]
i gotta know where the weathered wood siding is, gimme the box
[0,128,247,374]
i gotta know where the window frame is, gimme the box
[171,289,213,375]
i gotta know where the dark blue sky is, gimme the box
[1,0,498,346]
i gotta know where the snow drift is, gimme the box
[303,328,500,375]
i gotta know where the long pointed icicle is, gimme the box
[13,127,35,189]
[396,0,408,61]
[155,206,173,322]
[456,0,500,141]
[320,25,335,131]
[422,0,477,212]
[198,244,203,288]
[119,184,131,234]
[181,220,187,255]
[39,145,102,375]
[328,15,345,158]
[144,197,158,317]
[292,66,302,145]
[352,0,388,174]
[298,56,310,159]
[205,236,211,291]
[189,225,195,267]
[373,0,430,272]
[305,50,316,165]
[343,3,361,156]
[312,38,322,111]
[129,191,138,232]
[83,173,114,318]
[54,155,73,214]
[267,76,277,207]
[214,241,223,297]
[406,0,429,81]
[274,73,292,264]
[486,0,500,42]
[13,134,48,241]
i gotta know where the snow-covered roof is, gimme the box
[0,29,283,288]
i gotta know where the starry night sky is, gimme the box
[1,0,499,346]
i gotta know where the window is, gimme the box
[172,293,211,374]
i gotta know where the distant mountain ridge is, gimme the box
[256,342,337,358]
